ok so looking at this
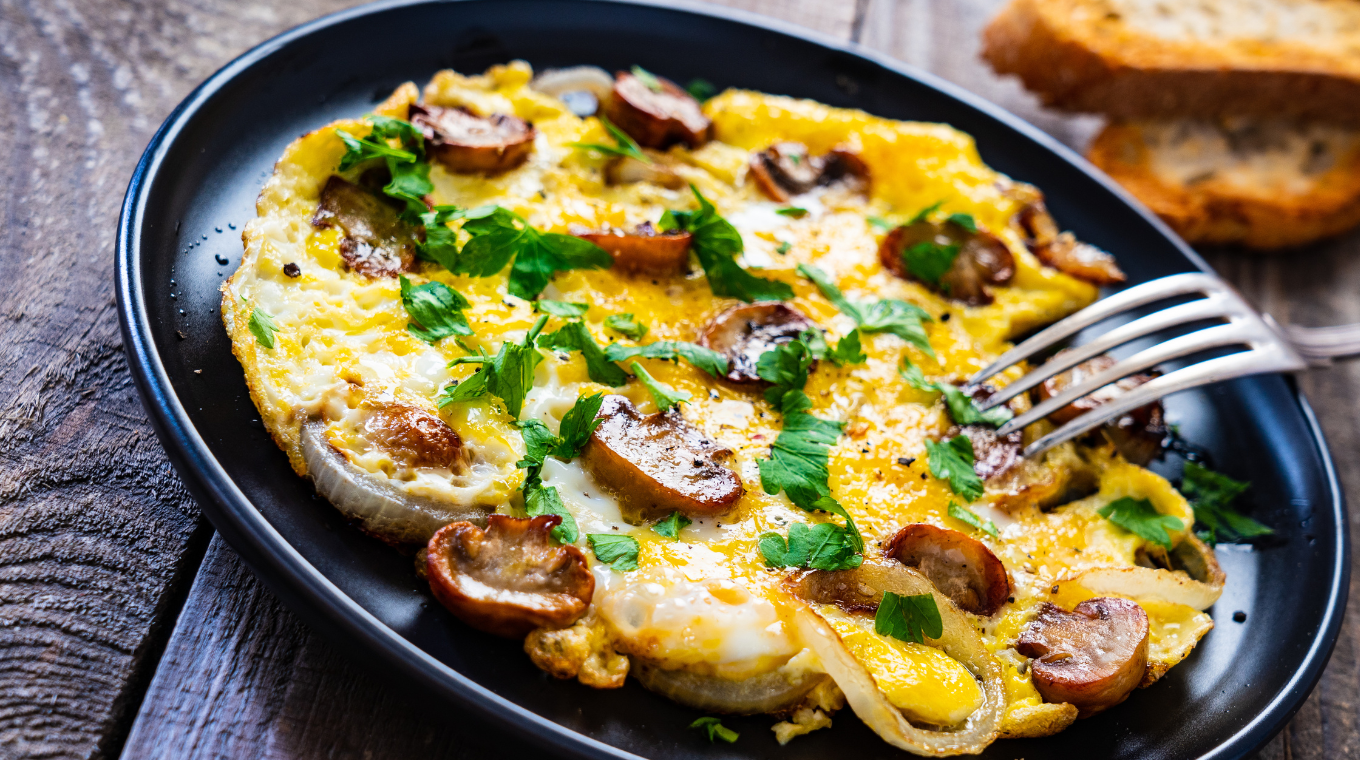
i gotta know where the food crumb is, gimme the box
[896,457,915,466]
[1233,611,1247,623]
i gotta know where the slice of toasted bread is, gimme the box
[981,0,1360,124]
[1087,118,1360,249]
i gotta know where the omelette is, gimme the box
[222,62,1239,755]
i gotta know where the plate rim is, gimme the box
[114,1,1350,758]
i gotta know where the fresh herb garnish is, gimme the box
[399,276,472,343]
[898,357,1012,426]
[631,65,665,93]
[775,240,792,255]
[588,533,640,571]
[538,321,630,386]
[946,212,978,233]
[798,264,933,355]
[534,299,590,318]
[903,240,960,286]
[630,362,691,410]
[604,313,648,341]
[827,328,866,366]
[436,315,548,417]
[246,302,279,349]
[661,185,794,303]
[759,521,864,571]
[875,591,943,644]
[909,201,944,224]
[949,501,999,538]
[1180,462,1272,545]
[690,717,739,744]
[336,115,432,221]
[867,215,895,231]
[514,393,605,545]
[567,114,651,164]
[653,511,692,540]
[926,435,985,502]
[525,483,579,544]
[776,206,808,218]
[603,340,729,378]
[1097,497,1185,550]
[686,78,718,102]
[449,206,613,300]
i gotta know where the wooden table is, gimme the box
[3,0,1355,757]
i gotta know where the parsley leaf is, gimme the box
[690,717,739,744]
[247,303,279,349]
[797,264,933,355]
[899,357,1012,426]
[557,393,606,455]
[417,205,471,270]
[514,393,604,545]
[759,521,864,571]
[534,299,589,318]
[567,114,651,164]
[776,206,808,218]
[588,533,640,571]
[399,276,472,343]
[604,313,649,340]
[875,591,943,644]
[603,341,729,378]
[336,116,432,221]
[949,501,999,538]
[1097,497,1185,550]
[686,78,717,102]
[630,362,691,410]
[660,185,794,303]
[653,511,692,540]
[903,241,960,286]
[631,65,665,92]
[453,206,613,300]
[947,212,978,233]
[1180,462,1272,545]
[926,435,985,502]
[538,321,631,387]
[867,215,895,231]
[437,315,548,416]
[827,328,866,366]
[525,483,579,544]
[435,369,488,407]
[775,240,792,255]
[516,418,560,469]
[909,201,944,224]
[756,338,815,405]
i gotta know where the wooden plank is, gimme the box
[0,1,371,758]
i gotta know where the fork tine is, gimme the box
[994,322,1259,437]
[968,273,1223,389]
[975,293,1235,411]
[1021,344,1309,458]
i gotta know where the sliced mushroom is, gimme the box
[748,143,870,202]
[1017,200,1125,285]
[408,103,536,174]
[699,303,817,383]
[1015,597,1149,717]
[879,219,1015,306]
[955,425,1023,481]
[363,403,465,470]
[1037,352,1168,465]
[884,524,1010,616]
[572,222,692,276]
[311,176,419,278]
[426,514,594,638]
[604,70,711,149]
[581,395,743,521]
[602,153,686,189]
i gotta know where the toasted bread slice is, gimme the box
[1087,118,1360,249]
[982,0,1360,124]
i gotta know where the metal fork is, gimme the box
[965,273,1360,458]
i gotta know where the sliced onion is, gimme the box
[1077,534,1224,610]
[531,66,615,100]
[300,420,492,545]
[790,562,1005,756]
[632,659,828,715]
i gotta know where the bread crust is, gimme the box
[1087,120,1360,249]
[982,0,1360,124]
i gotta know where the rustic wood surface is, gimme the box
[1,0,1355,758]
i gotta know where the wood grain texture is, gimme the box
[4,0,1353,758]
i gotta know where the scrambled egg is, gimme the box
[223,61,1218,750]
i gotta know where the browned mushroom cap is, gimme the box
[748,143,870,203]
[573,222,692,276]
[311,176,419,278]
[879,219,1015,306]
[408,104,536,174]
[1037,352,1168,465]
[604,71,712,150]
[1015,597,1149,717]
[364,403,466,470]
[1018,200,1125,285]
[426,514,594,638]
[884,524,1011,616]
[582,395,743,521]
[698,303,817,383]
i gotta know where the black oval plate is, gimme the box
[116,1,1348,758]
